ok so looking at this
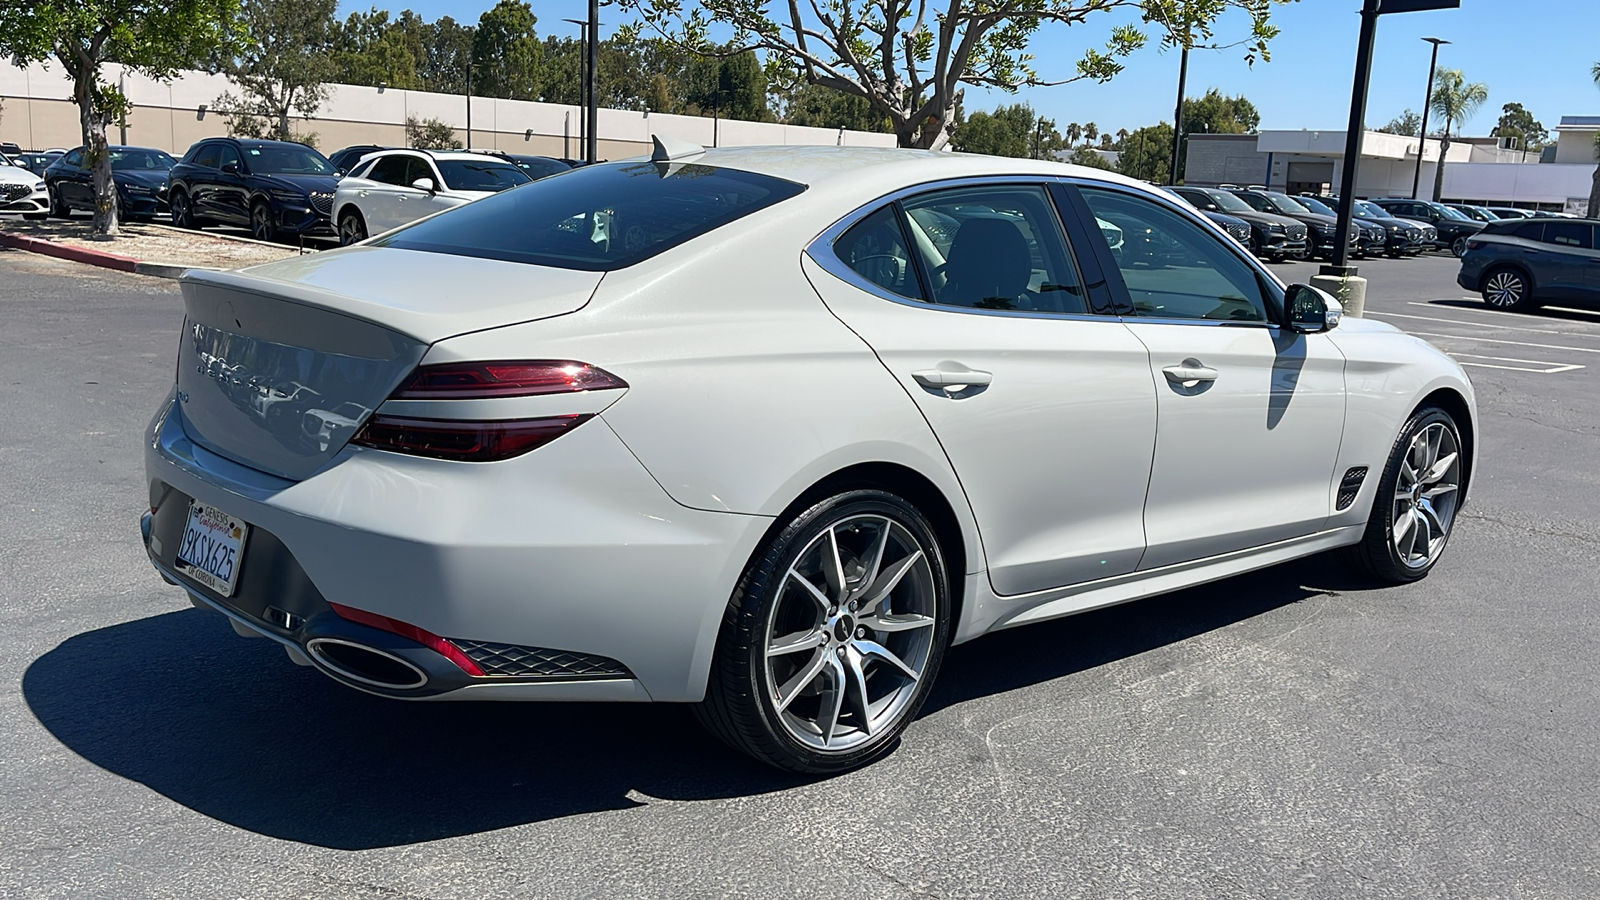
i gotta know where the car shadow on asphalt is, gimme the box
[22,553,1371,850]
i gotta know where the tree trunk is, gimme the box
[1588,159,1600,219]
[76,82,119,237]
[1431,133,1450,203]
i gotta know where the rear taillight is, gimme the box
[393,360,626,399]
[352,413,591,462]
[328,602,484,676]
[352,359,624,462]
[1465,239,1486,252]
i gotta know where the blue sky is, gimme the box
[341,0,1598,136]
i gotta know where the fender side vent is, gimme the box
[1337,467,1368,510]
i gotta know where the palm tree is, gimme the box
[1588,61,1600,218]
[1084,121,1100,145]
[1064,122,1082,147]
[1428,68,1488,202]
[1116,127,1130,147]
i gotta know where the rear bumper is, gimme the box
[143,393,770,702]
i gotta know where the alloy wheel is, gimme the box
[1452,236,1468,257]
[251,204,275,242]
[339,213,366,246]
[1484,271,1525,309]
[1390,422,1461,570]
[762,513,938,753]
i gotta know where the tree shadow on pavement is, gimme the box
[22,553,1373,850]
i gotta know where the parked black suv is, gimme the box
[1307,195,1428,258]
[168,138,339,241]
[1227,188,1359,260]
[44,145,176,221]
[1369,198,1483,257]
[327,144,393,175]
[1169,186,1308,262]
[1294,195,1387,259]
[1458,218,1600,312]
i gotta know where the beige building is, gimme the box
[0,60,897,159]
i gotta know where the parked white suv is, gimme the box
[332,149,530,245]
[0,152,49,220]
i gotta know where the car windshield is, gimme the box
[1264,192,1313,215]
[1200,189,1254,213]
[1297,197,1337,216]
[436,160,531,192]
[1434,203,1472,221]
[373,160,806,271]
[244,145,334,175]
[1351,200,1385,217]
[110,149,177,171]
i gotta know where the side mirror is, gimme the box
[1283,284,1342,334]
[220,162,239,175]
[410,177,436,193]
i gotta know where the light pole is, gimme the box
[563,18,589,160]
[465,62,478,149]
[585,0,598,163]
[1410,37,1450,199]
[1169,38,1189,185]
[118,71,127,144]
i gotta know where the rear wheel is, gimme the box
[1451,236,1469,257]
[250,200,277,242]
[695,489,951,774]
[1345,406,1464,584]
[1482,266,1536,311]
[338,208,368,246]
[170,190,197,229]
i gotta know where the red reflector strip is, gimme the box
[351,413,591,462]
[328,602,485,677]
[393,361,627,399]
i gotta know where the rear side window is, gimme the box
[191,144,220,169]
[373,161,806,270]
[1544,222,1593,249]
[367,155,410,185]
[835,207,921,301]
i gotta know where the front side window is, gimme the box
[899,186,1087,314]
[217,146,242,171]
[403,157,436,188]
[372,160,805,270]
[834,207,920,301]
[63,149,85,167]
[1080,187,1271,323]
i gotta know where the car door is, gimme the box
[1541,221,1599,300]
[1070,184,1348,570]
[213,144,250,225]
[355,154,412,232]
[804,182,1157,596]
[56,149,89,208]
[186,142,223,220]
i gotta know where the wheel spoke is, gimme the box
[843,648,874,737]
[1407,510,1429,560]
[861,612,935,633]
[787,567,832,614]
[1423,451,1458,486]
[815,655,847,744]
[847,519,893,604]
[857,550,924,616]
[822,527,847,602]
[774,649,829,713]
[767,629,825,658]
[1399,459,1420,489]
[853,638,920,683]
[1422,482,1458,500]
[1392,507,1417,552]
[1418,499,1448,541]
[1424,426,1443,474]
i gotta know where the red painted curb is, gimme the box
[0,230,141,273]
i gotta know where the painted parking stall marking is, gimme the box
[1360,298,1600,377]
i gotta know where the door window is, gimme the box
[191,144,220,169]
[1079,187,1271,323]
[834,207,922,301]
[217,145,241,172]
[63,149,84,168]
[1544,222,1594,249]
[899,186,1088,314]
[367,155,411,185]
[404,157,438,189]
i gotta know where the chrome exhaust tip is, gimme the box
[306,637,429,690]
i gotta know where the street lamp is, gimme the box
[563,18,589,158]
[1411,37,1450,199]
[464,62,479,149]
[564,8,600,164]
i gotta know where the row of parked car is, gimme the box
[0,137,576,244]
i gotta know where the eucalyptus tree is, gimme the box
[0,0,241,235]
[1427,68,1487,202]
[616,0,1294,149]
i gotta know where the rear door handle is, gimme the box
[1162,361,1219,385]
[912,369,993,389]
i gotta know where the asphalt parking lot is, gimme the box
[1,248,1596,899]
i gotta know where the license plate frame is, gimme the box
[174,501,249,598]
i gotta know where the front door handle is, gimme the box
[912,369,993,390]
[1162,360,1219,386]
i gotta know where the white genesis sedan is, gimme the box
[143,141,1476,773]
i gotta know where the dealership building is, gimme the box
[1184,118,1598,213]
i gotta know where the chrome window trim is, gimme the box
[804,175,1117,324]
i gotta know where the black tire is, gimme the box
[1481,266,1537,312]
[250,200,277,243]
[47,184,70,219]
[1344,406,1465,585]
[1451,236,1469,257]
[170,190,197,229]
[694,489,952,774]
[338,209,368,246]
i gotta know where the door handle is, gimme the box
[912,369,993,389]
[1162,361,1219,385]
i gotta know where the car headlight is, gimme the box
[1267,223,1285,233]
[32,182,45,191]
[122,185,155,195]
[268,188,306,204]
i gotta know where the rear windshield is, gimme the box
[436,160,530,192]
[373,160,806,270]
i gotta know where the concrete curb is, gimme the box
[134,262,221,279]
[0,230,139,273]
[145,222,323,252]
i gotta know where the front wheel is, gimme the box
[1345,407,1464,584]
[250,201,277,243]
[48,185,70,219]
[695,489,951,774]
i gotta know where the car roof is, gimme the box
[360,149,514,164]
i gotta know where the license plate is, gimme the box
[174,501,249,597]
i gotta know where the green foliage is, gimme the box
[1376,109,1422,137]
[1491,102,1547,150]
[614,0,1295,149]
[0,0,243,234]
[473,0,543,100]
[1116,122,1173,183]
[214,0,339,140]
[405,115,462,149]
[1067,145,1115,170]
[1174,87,1257,180]
[779,83,889,132]
[1428,68,1489,138]
[951,103,1064,159]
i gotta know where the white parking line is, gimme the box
[1418,300,1600,325]
[1404,331,1600,355]
[1446,353,1585,374]
[1369,310,1594,337]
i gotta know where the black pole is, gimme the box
[585,0,599,164]
[465,64,473,148]
[1169,43,1188,184]
[1411,40,1444,199]
[1328,0,1380,273]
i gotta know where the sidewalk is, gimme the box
[0,217,307,278]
